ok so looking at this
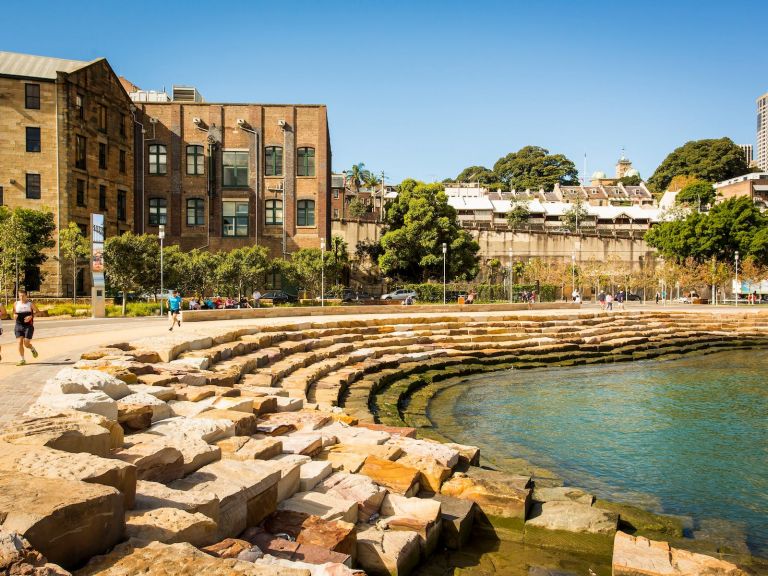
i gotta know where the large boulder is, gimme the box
[0,411,122,455]
[29,392,118,421]
[45,368,131,400]
[612,531,748,576]
[0,472,124,569]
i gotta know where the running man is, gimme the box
[14,289,39,365]
[168,290,182,331]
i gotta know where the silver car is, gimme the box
[380,289,417,301]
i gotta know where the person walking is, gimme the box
[655,291,660,305]
[168,290,183,332]
[598,290,606,310]
[0,302,7,363]
[605,292,613,311]
[14,289,39,365]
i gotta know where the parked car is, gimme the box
[381,289,417,301]
[627,293,642,301]
[673,296,691,304]
[261,290,298,304]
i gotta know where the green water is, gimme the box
[428,350,768,559]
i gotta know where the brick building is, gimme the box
[0,51,135,296]
[128,82,331,262]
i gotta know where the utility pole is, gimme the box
[380,171,386,223]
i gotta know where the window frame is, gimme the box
[297,147,315,177]
[98,142,107,170]
[265,146,283,176]
[75,93,84,119]
[297,199,316,227]
[148,144,167,175]
[117,190,127,221]
[98,104,107,133]
[222,150,249,187]
[26,127,41,153]
[222,200,249,237]
[76,179,86,207]
[119,149,126,174]
[99,185,107,212]
[265,198,283,225]
[186,145,205,176]
[186,198,205,226]
[25,84,40,109]
[26,173,41,199]
[148,197,168,226]
[76,135,87,169]
[120,113,127,137]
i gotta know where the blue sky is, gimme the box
[4,0,763,184]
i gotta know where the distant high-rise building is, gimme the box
[740,144,753,166]
[757,92,768,170]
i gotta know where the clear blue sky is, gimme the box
[4,0,763,184]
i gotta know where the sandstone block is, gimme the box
[221,435,283,461]
[251,396,279,415]
[386,437,459,469]
[195,409,258,436]
[255,555,359,575]
[380,493,442,556]
[359,457,420,497]
[281,433,323,456]
[316,472,387,522]
[211,396,254,412]
[134,480,219,522]
[173,386,215,402]
[147,416,235,443]
[444,442,480,468]
[117,403,153,432]
[263,510,356,558]
[168,398,215,417]
[279,492,358,524]
[46,368,131,400]
[125,507,217,547]
[355,525,420,576]
[440,467,531,521]
[532,486,594,505]
[357,422,416,438]
[260,410,331,431]
[127,384,177,401]
[113,439,185,483]
[322,422,390,446]
[426,493,475,550]
[276,397,304,412]
[0,413,116,457]
[200,537,252,559]
[0,472,124,569]
[137,373,179,386]
[396,453,451,494]
[260,456,302,502]
[299,460,333,492]
[116,392,172,423]
[0,528,71,576]
[31,391,118,421]
[242,527,352,568]
[526,501,617,535]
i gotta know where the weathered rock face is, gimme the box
[263,510,356,558]
[426,493,475,550]
[126,432,221,475]
[612,531,749,576]
[218,435,283,461]
[359,457,420,497]
[117,392,172,423]
[396,453,451,494]
[134,480,220,522]
[0,472,124,569]
[379,494,442,556]
[76,539,311,575]
[0,443,137,509]
[3,411,124,455]
[148,416,235,443]
[386,437,459,469]
[28,391,118,421]
[200,537,252,559]
[125,507,218,547]
[113,439,185,483]
[45,368,131,400]
[525,501,618,535]
[355,525,421,576]
[440,467,531,521]
[0,528,71,575]
[278,492,359,524]
[316,472,387,522]
[242,527,352,568]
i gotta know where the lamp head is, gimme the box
[442,242,447,254]
[158,224,165,240]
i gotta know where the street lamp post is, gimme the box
[320,238,326,307]
[159,225,165,317]
[442,242,447,304]
[735,250,739,307]
[508,248,513,303]
[571,252,576,301]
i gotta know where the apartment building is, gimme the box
[0,51,135,296]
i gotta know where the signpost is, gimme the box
[91,213,106,318]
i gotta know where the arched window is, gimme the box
[265,199,283,225]
[186,145,204,175]
[186,198,205,226]
[297,199,315,226]
[148,144,167,175]
[148,197,167,226]
[265,146,283,176]
[297,147,315,177]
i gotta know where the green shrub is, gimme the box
[105,302,161,317]
[43,303,91,317]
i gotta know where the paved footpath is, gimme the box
[0,304,759,423]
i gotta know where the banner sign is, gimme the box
[732,279,768,294]
[91,213,105,287]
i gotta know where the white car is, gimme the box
[380,289,417,301]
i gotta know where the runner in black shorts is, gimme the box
[14,289,39,365]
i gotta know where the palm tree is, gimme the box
[345,163,369,194]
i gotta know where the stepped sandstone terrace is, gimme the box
[0,307,766,575]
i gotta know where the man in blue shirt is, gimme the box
[168,290,183,331]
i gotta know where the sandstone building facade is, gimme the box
[0,51,136,296]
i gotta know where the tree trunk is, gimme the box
[122,288,127,316]
[72,258,77,304]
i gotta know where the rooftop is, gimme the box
[0,50,98,80]
[714,172,768,188]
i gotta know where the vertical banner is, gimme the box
[91,213,105,287]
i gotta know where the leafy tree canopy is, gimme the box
[455,165,497,185]
[493,146,579,191]
[647,138,749,194]
[506,200,531,228]
[645,197,768,265]
[379,179,479,281]
[617,175,642,186]
[676,180,716,208]
[0,206,55,293]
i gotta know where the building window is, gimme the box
[297,147,315,177]
[148,144,167,175]
[333,189,339,199]
[223,151,249,187]
[98,104,107,132]
[25,84,40,109]
[186,198,205,226]
[75,94,84,119]
[99,185,107,211]
[76,135,87,169]
[117,190,127,221]
[120,113,126,137]
[266,270,281,290]
[222,200,248,236]
[186,145,205,175]
[119,149,126,173]
[149,197,167,226]
[99,142,107,169]
[265,146,283,176]
[265,199,283,225]
[26,127,41,152]
[333,208,339,218]
[76,179,86,207]
[297,199,315,226]
[26,174,41,199]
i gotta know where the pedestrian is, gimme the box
[252,290,262,308]
[168,290,182,332]
[605,292,613,311]
[655,291,660,304]
[14,289,39,365]
[616,290,625,309]
[598,290,606,310]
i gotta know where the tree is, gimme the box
[647,138,749,194]
[506,200,531,229]
[562,200,589,232]
[667,175,699,193]
[345,163,370,194]
[378,179,480,281]
[676,180,716,209]
[617,175,642,186]
[0,210,30,301]
[0,207,55,296]
[326,235,350,286]
[175,248,220,297]
[215,245,269,298]
[287,248,325,297]
[104,232,159,315]
[347,197,369,219]
[493,146,579,191]
[58,222,90,303]
[455,166,497,185]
